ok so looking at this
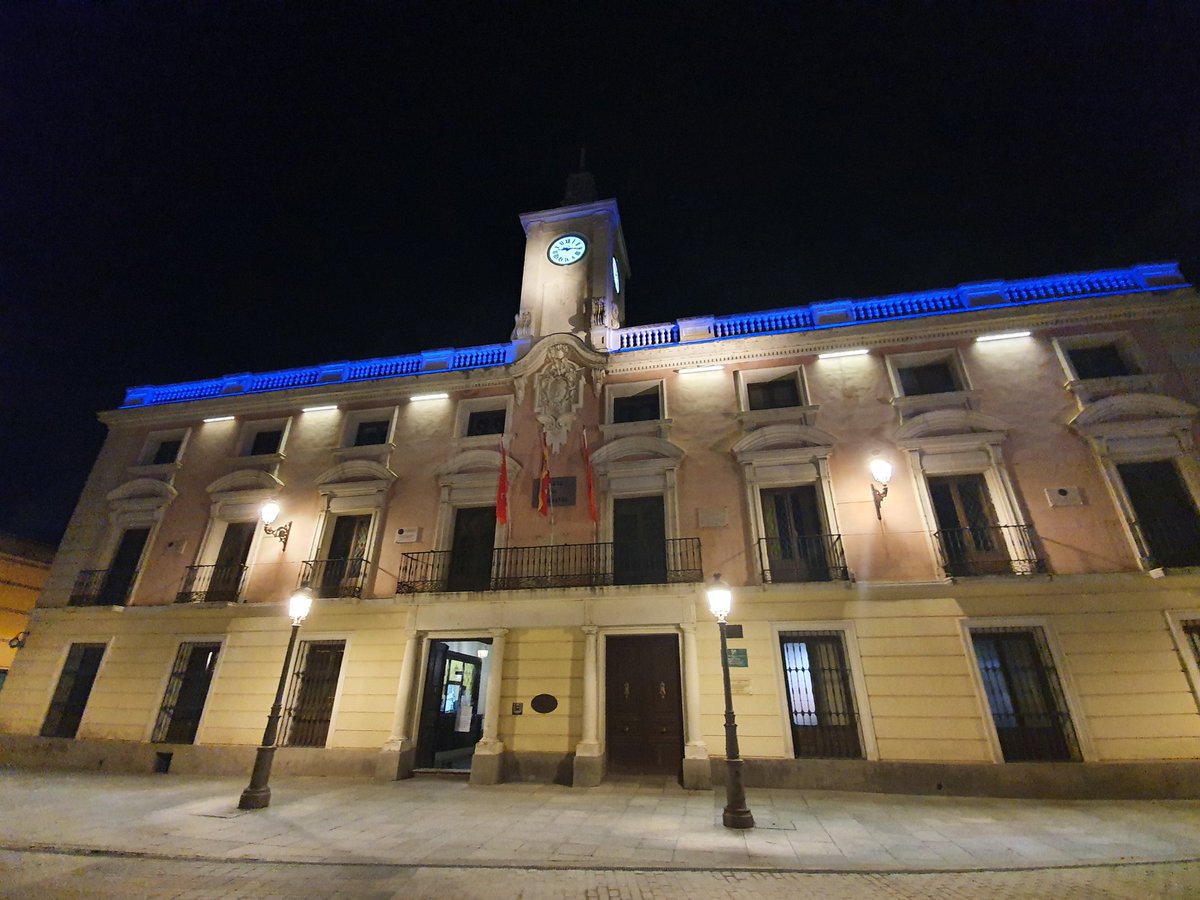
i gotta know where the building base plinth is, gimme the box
[375,744,416,781]
[573,751,604,788]
[468,742,505,785]
[682,755,712,790]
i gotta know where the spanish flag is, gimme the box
[581,428,597,523]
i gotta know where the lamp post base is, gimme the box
[721,757,755,829]
[238,745,277,810]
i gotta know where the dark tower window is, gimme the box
[613,388,661,423]
[1067,345,1133,379]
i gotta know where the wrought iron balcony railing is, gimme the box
[934,524,1046,577]
[301,556,372,599]
[1133,517,1200,569]
[758,535,849,584]
[396,538,704,594]
[176,564,248,603]
[69,568,139,607]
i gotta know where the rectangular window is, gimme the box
[747,376,800,411]
[283,640,346,748]
[970,626,1080,762]
[928,474,1007,576]
[466,408,506,437]
[898,361,959,396]
[354,420,390,446]
[152,642,220,744]
[99,527,151,606]
[313,514,372,598]
[1067,344,1132,379]
[248,429,283,456]
[447,506,495,592]
[612,388,661,423]
[151,439,183,465]
[1117,460,1200,568]
[778,631,862,758]
[41,644,106,738]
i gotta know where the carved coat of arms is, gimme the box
[534,345,584,454]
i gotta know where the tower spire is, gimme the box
[562,147,598,205]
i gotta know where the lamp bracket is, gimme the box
[263,521,292,552]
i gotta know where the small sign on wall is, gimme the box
[531,476,576,507]
[726,648,748,668]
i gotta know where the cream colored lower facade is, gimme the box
[3,572,1198,798]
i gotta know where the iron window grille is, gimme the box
[1184,620,1200,669]
[40,643,106,739]
[778,631,863,759]
[970,626,1081,762]
[152,642,220,744]
[282,640,346,748]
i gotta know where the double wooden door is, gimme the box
[605,634,683,775]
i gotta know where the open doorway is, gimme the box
[415,637,492,770]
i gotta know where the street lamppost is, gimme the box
[238,586,313,810]
[706,573,754,829]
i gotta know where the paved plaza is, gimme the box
[0,769,1198,897]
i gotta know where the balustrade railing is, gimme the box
[176,564,248,603]
[397,539,704,594]
[758,535,849,584]
[301,556,372,598]
[69,568,138,607]
[934,524,1045,577]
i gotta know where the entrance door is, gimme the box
[612,496,667,585]
[416,639,489,769]
[320,515,371,597]
[98,527,150,605]
[605,634,683,775]
[447,506,496,592]
[761,486,830,582]
[155,642,221,744]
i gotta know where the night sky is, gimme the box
[3,2,1198,546]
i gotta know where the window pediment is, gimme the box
[1069,392,1197,461]
[591,435,683,470]
[732,424,836,457]
[1070,392,1197,429]
[106,478,177,527]
[207,469,283,495]
[895,409,1008,447]
[317,459,398,486]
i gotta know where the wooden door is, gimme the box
[447,506,496,592]
[209,522,254,602]
[98,527,150,605]
[605,634,682,775]
[612,496,666,585]
[761,485,829,582]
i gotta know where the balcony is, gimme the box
[758,535,849,584]
[1134,517,1200,569]
[69,568,138,607]
[301,556,372,599]
[934,525,1046,577]
[396,539,704,594]
[176,564,248,603]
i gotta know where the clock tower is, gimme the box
[513,166,629,354]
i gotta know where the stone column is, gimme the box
[681,622,712,789]
[470,627,508,785]
[376,628,421,781]
[573,625,603,787]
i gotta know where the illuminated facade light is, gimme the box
[818,348,869,359]
[976,331,1032,343]
[677,365,725,374]
[301,404,338,413]
[409,393,450,402]
[202,415,235,423]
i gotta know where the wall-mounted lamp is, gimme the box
[677,364,725,374]
[869,457,893,520]
[260,501,292,552]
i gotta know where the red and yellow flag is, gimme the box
[496,440,509,525]
[537,431,551,517]
[581,428,597,523]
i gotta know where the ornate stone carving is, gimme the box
[535,345,585,453]
[511,310,532,341]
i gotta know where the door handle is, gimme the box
[623,682,630,701]
[658,681,666,700]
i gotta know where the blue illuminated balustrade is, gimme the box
[121,262,1186,408]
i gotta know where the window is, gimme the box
[248,429,283,456]
[928,474,1042,576]
[898,361,959,396]
[969,626,1081,762]
[748,376,801,411]
[1116,461,1200,568]
[466,408,506,437]
[354,420,390,446]
[778,631,863,758]
[1066,344,1132,379]
[153,642,221,743]
[238,418,290,457]
[1184,620,1200,670]
[136,429,189,467]
[760,485,844,582]
[283,640,346,747]
[178,521,256,603]
[72,526,151,606]
[311,514,372,598]
[41,644,106,739]
[613,388,661,423]
[612,496,667,585]
[447,506,496,592]
[151,439,183,465]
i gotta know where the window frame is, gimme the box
[602,380,670,439]
[1164,611,1200,716]
[148,636,225,744]
[280,633,351,749]
[40,640,110,740]
[453,395,515,450]
[236,417,292,460]
[885,349,979,421]
[135,428,191,470]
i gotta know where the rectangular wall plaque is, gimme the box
[726,648,748,667]
[531,476,576,507]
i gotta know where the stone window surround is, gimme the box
[197,469,281,571]
[733,365,818,430]
[235,416,292,460]
[602,379,670,440]
[769,620,878,761]
[311,461,397,572]
[1069,392,1200,570]
[589,436,684,544]
[453,395,515,451]
[93,479,178,604]
[958,615,1095,764]
[885,348,980,422]
[332,406,400,466]
[894,410,1031,577]
[133,427,191,470]
[732,424,841,584]
[433,449,522,552]
[1051,331,1162,406]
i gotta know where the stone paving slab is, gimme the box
[1,769,1199,875]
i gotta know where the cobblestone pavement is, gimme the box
[2,769,1200,896]
[2,851,1200,898]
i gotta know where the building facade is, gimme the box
[2,187,1200,798]
[0,534,53,693]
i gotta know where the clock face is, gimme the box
[548,233,587,266]
[611,257,621,293]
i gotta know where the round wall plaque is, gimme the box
[530,693,558,714]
